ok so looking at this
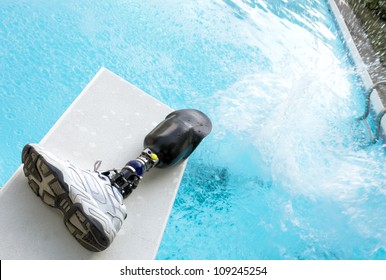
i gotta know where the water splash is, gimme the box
[159,0,386,260]
[2,0,386,259]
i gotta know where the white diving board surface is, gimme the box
[0,68,186,259]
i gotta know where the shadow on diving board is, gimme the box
[0,68,186,259]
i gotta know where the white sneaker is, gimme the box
[21,144,127,252]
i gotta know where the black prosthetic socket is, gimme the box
[144,109,212,168]
[108,109,212,198]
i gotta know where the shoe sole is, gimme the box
[22,144,110,252]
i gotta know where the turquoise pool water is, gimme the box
[1,0,386,259]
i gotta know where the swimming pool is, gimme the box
[1,0,386,259]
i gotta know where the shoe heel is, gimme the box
[22,145,63,208]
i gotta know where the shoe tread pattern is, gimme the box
[22,145,110,252]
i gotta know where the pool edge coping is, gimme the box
[328,0,386,139]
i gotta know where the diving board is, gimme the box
[0,68,186,259]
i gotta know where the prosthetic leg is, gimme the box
[22,109,212,251]
[106,109,212,198]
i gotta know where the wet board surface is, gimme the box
[0,68,186,259]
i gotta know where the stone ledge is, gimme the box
[329,0,386,138]
[331,0,386,101]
